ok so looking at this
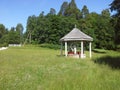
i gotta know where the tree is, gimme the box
[33,15,49,44]
[39,11,44,17]
[82,5,89,18]
[94,10,115,49]
[110,0,120,45]
[10,27,15,31]
[64,0,81,19]
[58,2,68,16]
[101,9,110,18]
[110,0,120,17]
[16,23,24,44]
[78,12,98,49]
[69,0,77,8]
[0,24,9,46]
[8,27,20,44]
[48,8,56,15]
[24,0,117,50]
[0,24,6,38]
[26,15,37,43]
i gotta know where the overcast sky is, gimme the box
[0,0,113,31]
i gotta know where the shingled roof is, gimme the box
[60,28,93,41]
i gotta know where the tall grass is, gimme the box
[0,46,120,90]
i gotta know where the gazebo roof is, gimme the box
[60,28,93,42]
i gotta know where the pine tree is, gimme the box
[110,0,120,17]
[49,8,56,15]
[82,5,89,18]
[64,0,81,19]
[58,2,68,16]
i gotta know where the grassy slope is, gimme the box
[0,46,120,90]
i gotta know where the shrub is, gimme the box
[40,43,60,50]
[0,43,8,47]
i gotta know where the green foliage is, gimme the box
[48,8,56,15]
[110,0,120,17]
[8,28,20,44]
[58,1,68,16]
[112,17,120,45]
[0,0,118,50]
[82,5,89,18]
[0,23,24,46]
[94,10,115,49]
[16,23,24,44]
[110,0,120,46]
[0,24,9,47]
[64,0,81,19]
[0,43,8,47]
[25,0,116,50]
[0,24,6,38]
[40,43,60,50]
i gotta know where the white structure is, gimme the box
[60,27,93,58]
[0,47,8,51]
[9,44,22,47]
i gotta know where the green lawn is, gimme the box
[0,45,120,90]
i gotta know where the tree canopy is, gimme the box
[110,0,120,45]
[0,0,119,50]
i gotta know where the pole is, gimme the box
[81,41,84,58]
[89,42,92,58]
[65,42,67,57]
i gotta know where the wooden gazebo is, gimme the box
[60,27,93,58]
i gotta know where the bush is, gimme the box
[0,43,8,47]
[40,43,60,50]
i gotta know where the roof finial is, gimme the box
[75,24,77,28]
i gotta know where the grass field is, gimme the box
[0,45,120,90]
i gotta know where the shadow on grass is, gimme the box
[93,49,106,54]
[94,56,120,69]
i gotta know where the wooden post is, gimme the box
[74,45,77,54]
[89,42,92,58]
[65,42,68,57]
[81,41,84,58]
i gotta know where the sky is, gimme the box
[0,0,113,32]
